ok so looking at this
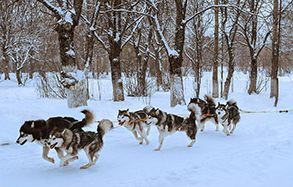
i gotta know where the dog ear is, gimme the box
[126,109,129,112]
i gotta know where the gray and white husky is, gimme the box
[117,109,150,145]
[187,95,219,132]
[216,100,241,136]
[148,107,199,151]
[16,110,94,163]
[48,119,113,169]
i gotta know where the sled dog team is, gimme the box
[16,95,240,169]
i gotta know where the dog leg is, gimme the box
[137,129,149,145]
[146,125,151,136]
[132,131,143,143]
[198,122,205,132]
[222,124,230,136]
[215,123,219,131]
[187,139,196,147]
[230,123,236,134]
[154,131,168,151]
[80,153,99,169]
[42,146,54,163]
[59,154,78,167]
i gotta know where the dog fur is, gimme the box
[48,119,113,169]
[187,95,219,132]
[148,107,199,151]
[216,100,241,136]
[117,109,150,145]
[16,110,94,163]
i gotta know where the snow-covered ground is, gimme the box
[0,73,293,187]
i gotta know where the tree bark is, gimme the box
[223,46,234,99]
[169,0,187,107]
[109,41,124,101]
[270,0,279,105]
[212,0,219,98]
[2,48,10,80]
[248,57,257,94]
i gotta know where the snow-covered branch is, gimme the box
[121,15,145,49]
[36,0,62,19]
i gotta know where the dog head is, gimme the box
[117,109,130,125]
[148,108,164,124]
[216,102,228,118]
[47,129,70,149]
[16,120,46,145]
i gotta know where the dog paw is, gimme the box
[187,144,193,147]
[47,157,55,163]
[226,133,230,136]
[154,148,160,151]
[200,129,204,132]
[139,142,143,145]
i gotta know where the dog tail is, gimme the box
[97,119,114,137]
[204,94,216,106]
[81,109,94,127]
[187,103,201,119]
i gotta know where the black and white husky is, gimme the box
[148,107,199,151]
[16,110,94,163]
[117,109,150,145]
[187,95,219,132]
[48,119,113,169]
[216,100,241,136]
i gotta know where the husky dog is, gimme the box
[187,95,219,132]
[117,109,150,145]
[16,110,94,163]
[148,107,199,151]
[216,100,241,136]
[48,119,113,169]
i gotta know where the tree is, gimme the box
[36,0,87,108]
[270,0,279,106]
[149,0,187,107]
[212,0,219,98]
[221,0,242,99]
[238,0,271,95]
[89,0,145,101]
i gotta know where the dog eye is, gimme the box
[53,137,56,140]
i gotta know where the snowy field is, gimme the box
[0,72,293,187]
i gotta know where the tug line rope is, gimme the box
[239,108,293,114]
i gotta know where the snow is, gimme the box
[66,49,75,57]
[0,72,293,187]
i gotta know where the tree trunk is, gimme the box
[248,58,257,94]
[212,0,219,98]
[2,49,10,80]
[169,55,185,107]
[109,42,124,101]
[248,0,258,95]
[56,24,88,108]
[270,0,279,103]
[16,68,23,86]
[154,50,163,91]
[169,0,187,107]
[223,46,234,99]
